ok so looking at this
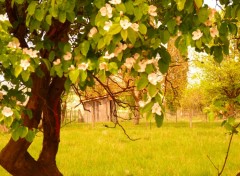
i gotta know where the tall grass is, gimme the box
[1,121,240,176]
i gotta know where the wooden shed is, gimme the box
[81,96,117,124]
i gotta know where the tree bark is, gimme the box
[0,69,52,176]
[37,77,66,176]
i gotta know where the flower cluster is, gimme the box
[148,72,163,85]
[100,4,113,18]
[20,59,30,70]
[103,51,115,59]
[63,52,72,61]
[152,103,162,115]
[192,29,203,40]
[1,106,13,117]
[23,48,38,58]
[78,63,89,71]
[7,38,21,49]
[88,27,98,38]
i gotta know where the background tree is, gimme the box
[165,36,188,121]
[194,56,240,119]
[0,0,239,175]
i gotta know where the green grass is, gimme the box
[1,121,240,176]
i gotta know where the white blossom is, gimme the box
[114,42,127,56]
[138,60,147,72]
[152,103,162,115]
[139,96,151,107]
[103,51,115,59]
[0,14,8,21]
[68,65,75,71]
[204,19,212,27]
[124,57,135,69]
[2,106,13,117]
[63,52,72,61]
[148,5,157,16]
[210,26,219,38]
[109,0,121,5]
[134,53,140,60]
[99,62,108,70]
[120,19,132,30]
[7,38,20,49]
[88,27,98,38]
[78,63,89,71]
[100,3,113,18]
[149,16,161,29]
[131,23,139,32]
[22,48,38,58]
[148,72,162,85]
[53,58,61,65]
[192,29,203,40]
[175,16,182,25]
[20,59,30,71]
[103,20,113,31]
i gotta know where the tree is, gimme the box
[0,0,239,175]
[165,36,188,121]
[195,56,240,119]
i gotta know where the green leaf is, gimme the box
[195,38,202,49]
[137,75,148,90]
[198,7,209,23]
[42,59,51,70]
[12,129,20,141]
[25,130,36,142]
[174,0,186,11]
[148,84,158,97]
[116,3,126,13]
[134,8,143,21]
[79,70,87,82]
[14,65,23,77]
[66,12,75,23]
[158,47,171,74]
[139,23,147,34]
[167,19,176,34]
[80,40,90,56]
[64,78,72,91]
[228,23,237,35]
[69,69,80,83]
[213,46,223,63]
[27,1,38,15]
[108,24,122,35]
[50,5,58,18]
[19,126,28,138]
[21,71,30,82]
[155,114,164,127]
[194,0,203,8]
[125,1,134,15]
[97,38,105,50]
[15,0,24,4]
[93,0,105,8]
[160,30,170,44]
[108,62,118,74]
[59,11,66,23]
[46,15,52,25]
[34,8,45,22]
[121,29,128,41]
[127,28,137,45]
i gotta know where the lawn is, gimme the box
[0,121,240,176]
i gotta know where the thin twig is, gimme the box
[218,132,234,176]
[207,155,219,173]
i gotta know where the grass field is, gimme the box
[0,121,240,176]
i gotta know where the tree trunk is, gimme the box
[0,71,55,175]
[133,89,140,125]
[37,77,66,176]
